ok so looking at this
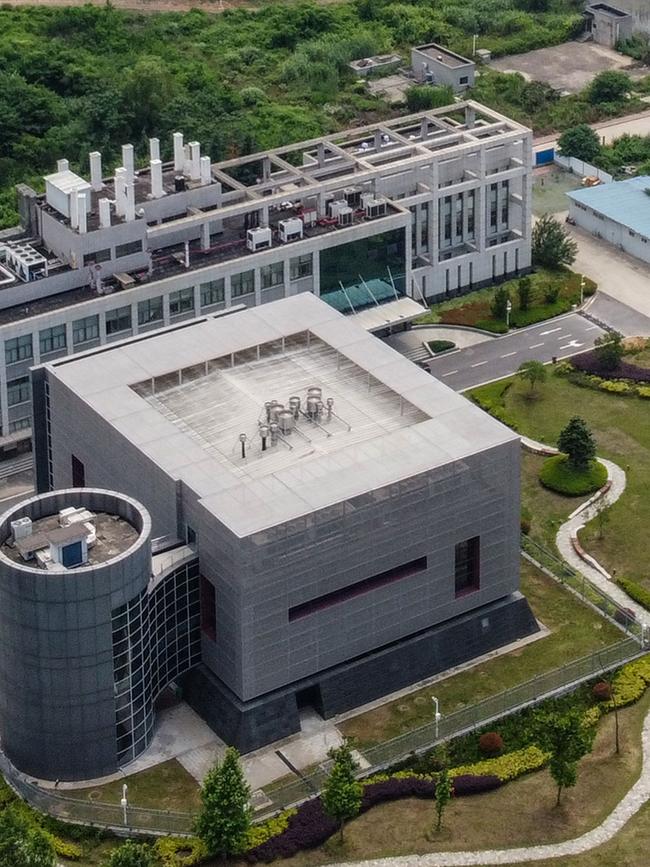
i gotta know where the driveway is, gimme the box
[425,313,604,391]
[490,41,643,94]
[566,223,650,323]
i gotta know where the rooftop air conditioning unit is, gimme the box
[301,208,317,228]
[246,227,272,252]
[337,206,353,227]
[11,517,32,543]
[343,188,361,209]
[364,197,387,219]
[278,218,303,243]
[328,200,349,220]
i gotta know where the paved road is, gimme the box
[425,313,604,392]
[584,292,650,337]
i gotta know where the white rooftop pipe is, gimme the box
[200,156,211,186]
[122,144,135,182]
[89,152,103,192]
[114,167,127,217]
[189,142,201,181]
[76,192,88,234]
[98,198,112,229]
[173,132,184,172]
[150,159,164,198]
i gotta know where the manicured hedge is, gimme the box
[539,455,607,496]
[617,576,650,612]
[246,773,501,862]
[572,350,650,383]
[427,339,456,354]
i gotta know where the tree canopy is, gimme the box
[0,808,56,867]
[321,742,363,841]
[557,124,601,163]
[532,214,578,269]
[195,747,251,858]
[557,417,596,471]
[517,359,547,392]
[587,70,631,105]
[535,708,595,805]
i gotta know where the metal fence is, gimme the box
[1,540,646,833]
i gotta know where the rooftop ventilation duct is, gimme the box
[89,152,103,192]
[98,198,111,229]
[149,137,160,162]
[150,159,164,199]
[173,132,184,173]
[122,144,135,182]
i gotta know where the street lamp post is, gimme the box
[431,695,442,740]
[473,34,478,57]
[506,298,512,330]
[580,277,585,306]
[120,783,128,826]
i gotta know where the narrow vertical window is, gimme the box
[455,537,480,596]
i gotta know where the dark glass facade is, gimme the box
[319,229,406,314]
[112,558,201,763]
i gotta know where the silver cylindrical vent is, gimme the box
[269,402,284,423]
[289,396,301,418]
[306,396,320,418]
[307,386,322,401]
[278,410,294,435]
[269,422,279,445]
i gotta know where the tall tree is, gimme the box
[594,330,624,371]
[321,741,363,843]
[517,276,532,311]
[434,767,453,832]
[517,359,547,393]
[557,417,596,471]
[0,808,56,867]
[557,124,601,162]
[195,747,251,859]
[535,709,595,806]
[490,286,511,322]
[532,215,578,269]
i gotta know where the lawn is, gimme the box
[66,758,200,813]
[470,373,650,587]
[415,268,594,333]
[339,559,621,746]
[230,687,650,866]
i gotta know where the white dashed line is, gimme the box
[585,325,600,331]
[442,370,458,377]
[556,334,572,340]
[471,361,488,367]
[500,351,517,358]
[529,342,544,349]
[539,327,562,335]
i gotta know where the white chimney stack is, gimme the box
[200,156,211,186]
[76,191,88,234]
[57,158,69,173]
[189,142,201,181]
[99,198,112,229]
[125,181,136,222]
[150,159,164,198]
[149,137,160,162]
[89,151,103,191]
[122,144,135,182]
[173,132,184,172]
[114,167,127,217]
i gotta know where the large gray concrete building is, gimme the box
[0,101,532,458]
[2,293,539,780]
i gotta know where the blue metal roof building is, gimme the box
[567,176,650,237]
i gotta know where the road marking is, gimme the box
[442,370,458,377]
[556,334,572,340]
[529,342,544,349]
[560,340,584,350]
[471,361,488,367]
[500,351,517,358]
[585,325,600,331]
[539,327,562,335]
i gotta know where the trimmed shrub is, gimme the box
[475,319,508,334]
[451,774,501,795]
[427,339,455,354]
[155,836,207,866]
[638,386,650,399]
[554,360,574,377]
[478,731,504,757]
[606,656,650,709]
[49,834,83,861]
[539,454,607,496]
[599,379,634,394]
[450,745,548,782]
[617,576,650,612]
[592,681,612,702]
[572,350,650,383]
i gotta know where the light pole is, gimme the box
[506,298,512,330]
[580,277,585,306]
[473,34,478,57]
[431,695,442,739]
[120,783,128,826]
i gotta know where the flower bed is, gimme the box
[571,351,650,384]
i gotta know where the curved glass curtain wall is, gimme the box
[319,229,406,314]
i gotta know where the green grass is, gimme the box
[426,339,455,354]
[521,451,575,548]
[339,559,621,746]
[470,373,650,587]
[539,455,608,496]
[414,268,594,331]
[66,759,200,813]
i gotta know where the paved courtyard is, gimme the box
[491,41,643,93]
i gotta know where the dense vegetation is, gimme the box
[0,0,585,228]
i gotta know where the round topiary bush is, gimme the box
[539,455,607,496]
[478,731,504,756]
[592,681,612,701]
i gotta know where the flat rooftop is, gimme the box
[414,43,472,69]
[1,511,139,568]
[45,294,518,538]
[568,176,650,236]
